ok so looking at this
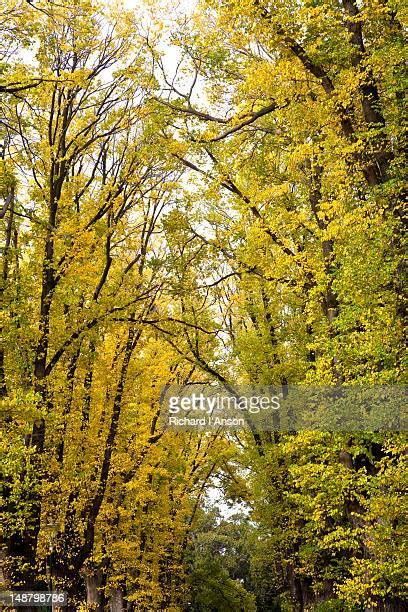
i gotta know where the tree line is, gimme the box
[0,0,406,610]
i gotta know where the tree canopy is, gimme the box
[0,0,406,610]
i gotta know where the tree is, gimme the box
[1,0,406,609]
[145,0,407,608]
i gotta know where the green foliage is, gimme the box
[185,511,257,611]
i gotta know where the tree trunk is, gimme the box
[86,570,104,611]
[109,588,124,612]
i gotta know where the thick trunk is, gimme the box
[306,160,343,383]
[8,158,63,588]
[86,570,104,611]
[109,588,125,612]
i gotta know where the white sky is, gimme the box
[122,0,198,80]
